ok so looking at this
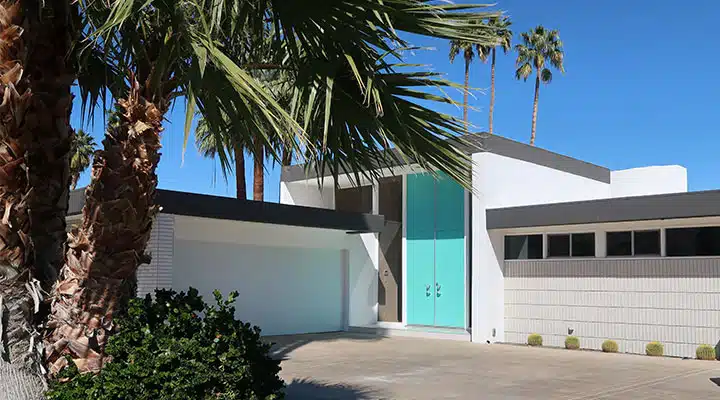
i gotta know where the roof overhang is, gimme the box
[486,190,720,229]
[281,133,610,184]
[69,188,385,233]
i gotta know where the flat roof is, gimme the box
[68,188,385,233]
[282,133,610,184]
[486,190,720,229]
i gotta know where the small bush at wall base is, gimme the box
[696,344,716,360]
[646,341,664,357]
[601,340,619,353]
[565,336,580,350]
[527,333,543,346]
[46,288,284,400]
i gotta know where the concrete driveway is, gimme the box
[268,333,720,399]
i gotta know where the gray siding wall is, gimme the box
[504,258,720,357]
[137,213,175,297]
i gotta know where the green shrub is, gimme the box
[46,288,284,400]
[527,333,543,346]
[696,344,716,361]
[601,340,619,353]
[646,341,664,357]
[565,336,580,350]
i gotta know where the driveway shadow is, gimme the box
[265,332,383,361]
[284,378,381,400]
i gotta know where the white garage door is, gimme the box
[172,239,343,336]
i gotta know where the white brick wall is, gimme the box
[504,258,720,358]
[137,213,175,297]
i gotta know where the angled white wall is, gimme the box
[476,153,611,210]
[280,180,335,209]
[610,165,687,198]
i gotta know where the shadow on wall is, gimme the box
[284,378,380,400]
[266,332,383,361]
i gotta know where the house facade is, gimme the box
[280,134,720,357]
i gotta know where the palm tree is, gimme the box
[485,17,512,135]
[69,130,97,190]
[0,1,76,391]
[449,39,484,129]
[45,0,501,375]
[195,117,247,200]
[515,26,565,146]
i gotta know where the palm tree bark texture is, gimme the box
[45,79,164,375]
[0,0,68,386]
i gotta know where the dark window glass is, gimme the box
[667,227,720,257]
[547,234,570,258]
[607,231,632,256]
[335,186,372,214]
[527,235,543,259]
[634,230,660,255]
[572,233,595,257]
[505,235,543,260]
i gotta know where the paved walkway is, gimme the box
[268,333,720,399]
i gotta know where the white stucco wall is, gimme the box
[168,215,367,335]
[475,152,611,210]
[610,165,687,198]
[280,180,334,209]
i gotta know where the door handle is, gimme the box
[425,284,431,297]
[436,282,441,297]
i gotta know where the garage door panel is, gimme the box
[173,239,342,336]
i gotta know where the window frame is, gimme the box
[504,234,544,260]
[546,232,595,258]
[666,226,720,257]
[606,229,661,257]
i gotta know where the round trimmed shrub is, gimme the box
[601,340,619,353]
[46,288,284,400]
[565,336,580,350]
[696,344,716,360]
[646,341,664,357]
[527,333,543,346]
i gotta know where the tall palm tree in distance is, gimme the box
[449,39,484,129]
[515,25,565,146]
[195,118,248,199]
[485,16,512,134]
[69,130,97,189]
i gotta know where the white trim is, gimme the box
[341,249,350,331]
[464,189,470,330]
[401,173,408,326]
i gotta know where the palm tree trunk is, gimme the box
[530,71,540,146]
[488,48,496,135]
[26,0,75,294]
[253,140,264,201]
[463,57,470,131]
[70,174,79,190]
[0,1,76,390]
[234,143,246,200]
[281,148,292,167]
[45,80,164,375]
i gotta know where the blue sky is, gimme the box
[70,0,720,199]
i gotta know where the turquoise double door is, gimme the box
[406,173,466,328]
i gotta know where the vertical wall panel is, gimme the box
[504,257,720,357]
[136,213,175,297]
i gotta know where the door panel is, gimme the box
[378,221,402,322]
[435,174,465,232]
[406,236,435,326]
[433,230,465,328]
[407,173,435,235]
[378,176,403,322]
